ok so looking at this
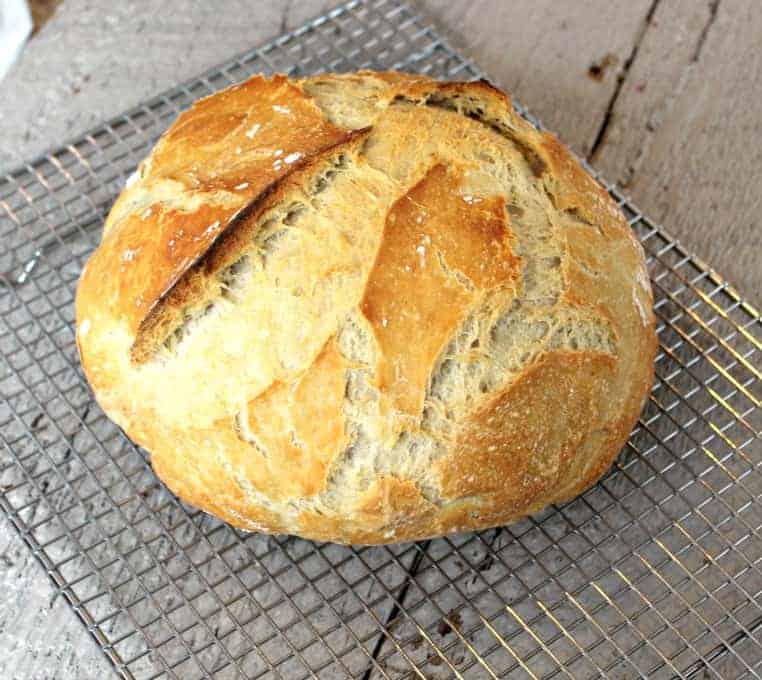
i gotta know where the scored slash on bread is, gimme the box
[75,71,656,544]
[131,128,371,364]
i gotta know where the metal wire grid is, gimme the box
[0,0,759,677]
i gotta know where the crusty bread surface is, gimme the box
[75,71,656,544]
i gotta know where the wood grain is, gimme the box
[593,0,762,300]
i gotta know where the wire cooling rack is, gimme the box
[1,1,760,678]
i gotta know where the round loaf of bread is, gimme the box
[75,71,656,544]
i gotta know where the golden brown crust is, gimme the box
[75,71,656,544]
[78,74,349,345]
[362,163,520,417]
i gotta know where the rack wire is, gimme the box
[0,0,760,677]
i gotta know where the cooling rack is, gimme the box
[0,0,760,677]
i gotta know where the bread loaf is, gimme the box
[75,71,656,544]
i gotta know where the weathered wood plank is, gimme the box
[588,0,713,184]
[593,0,762,300]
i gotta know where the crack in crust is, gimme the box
[392,89,547,178]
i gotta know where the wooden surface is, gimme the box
[594,0,762,297]
[0,1,760,678]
